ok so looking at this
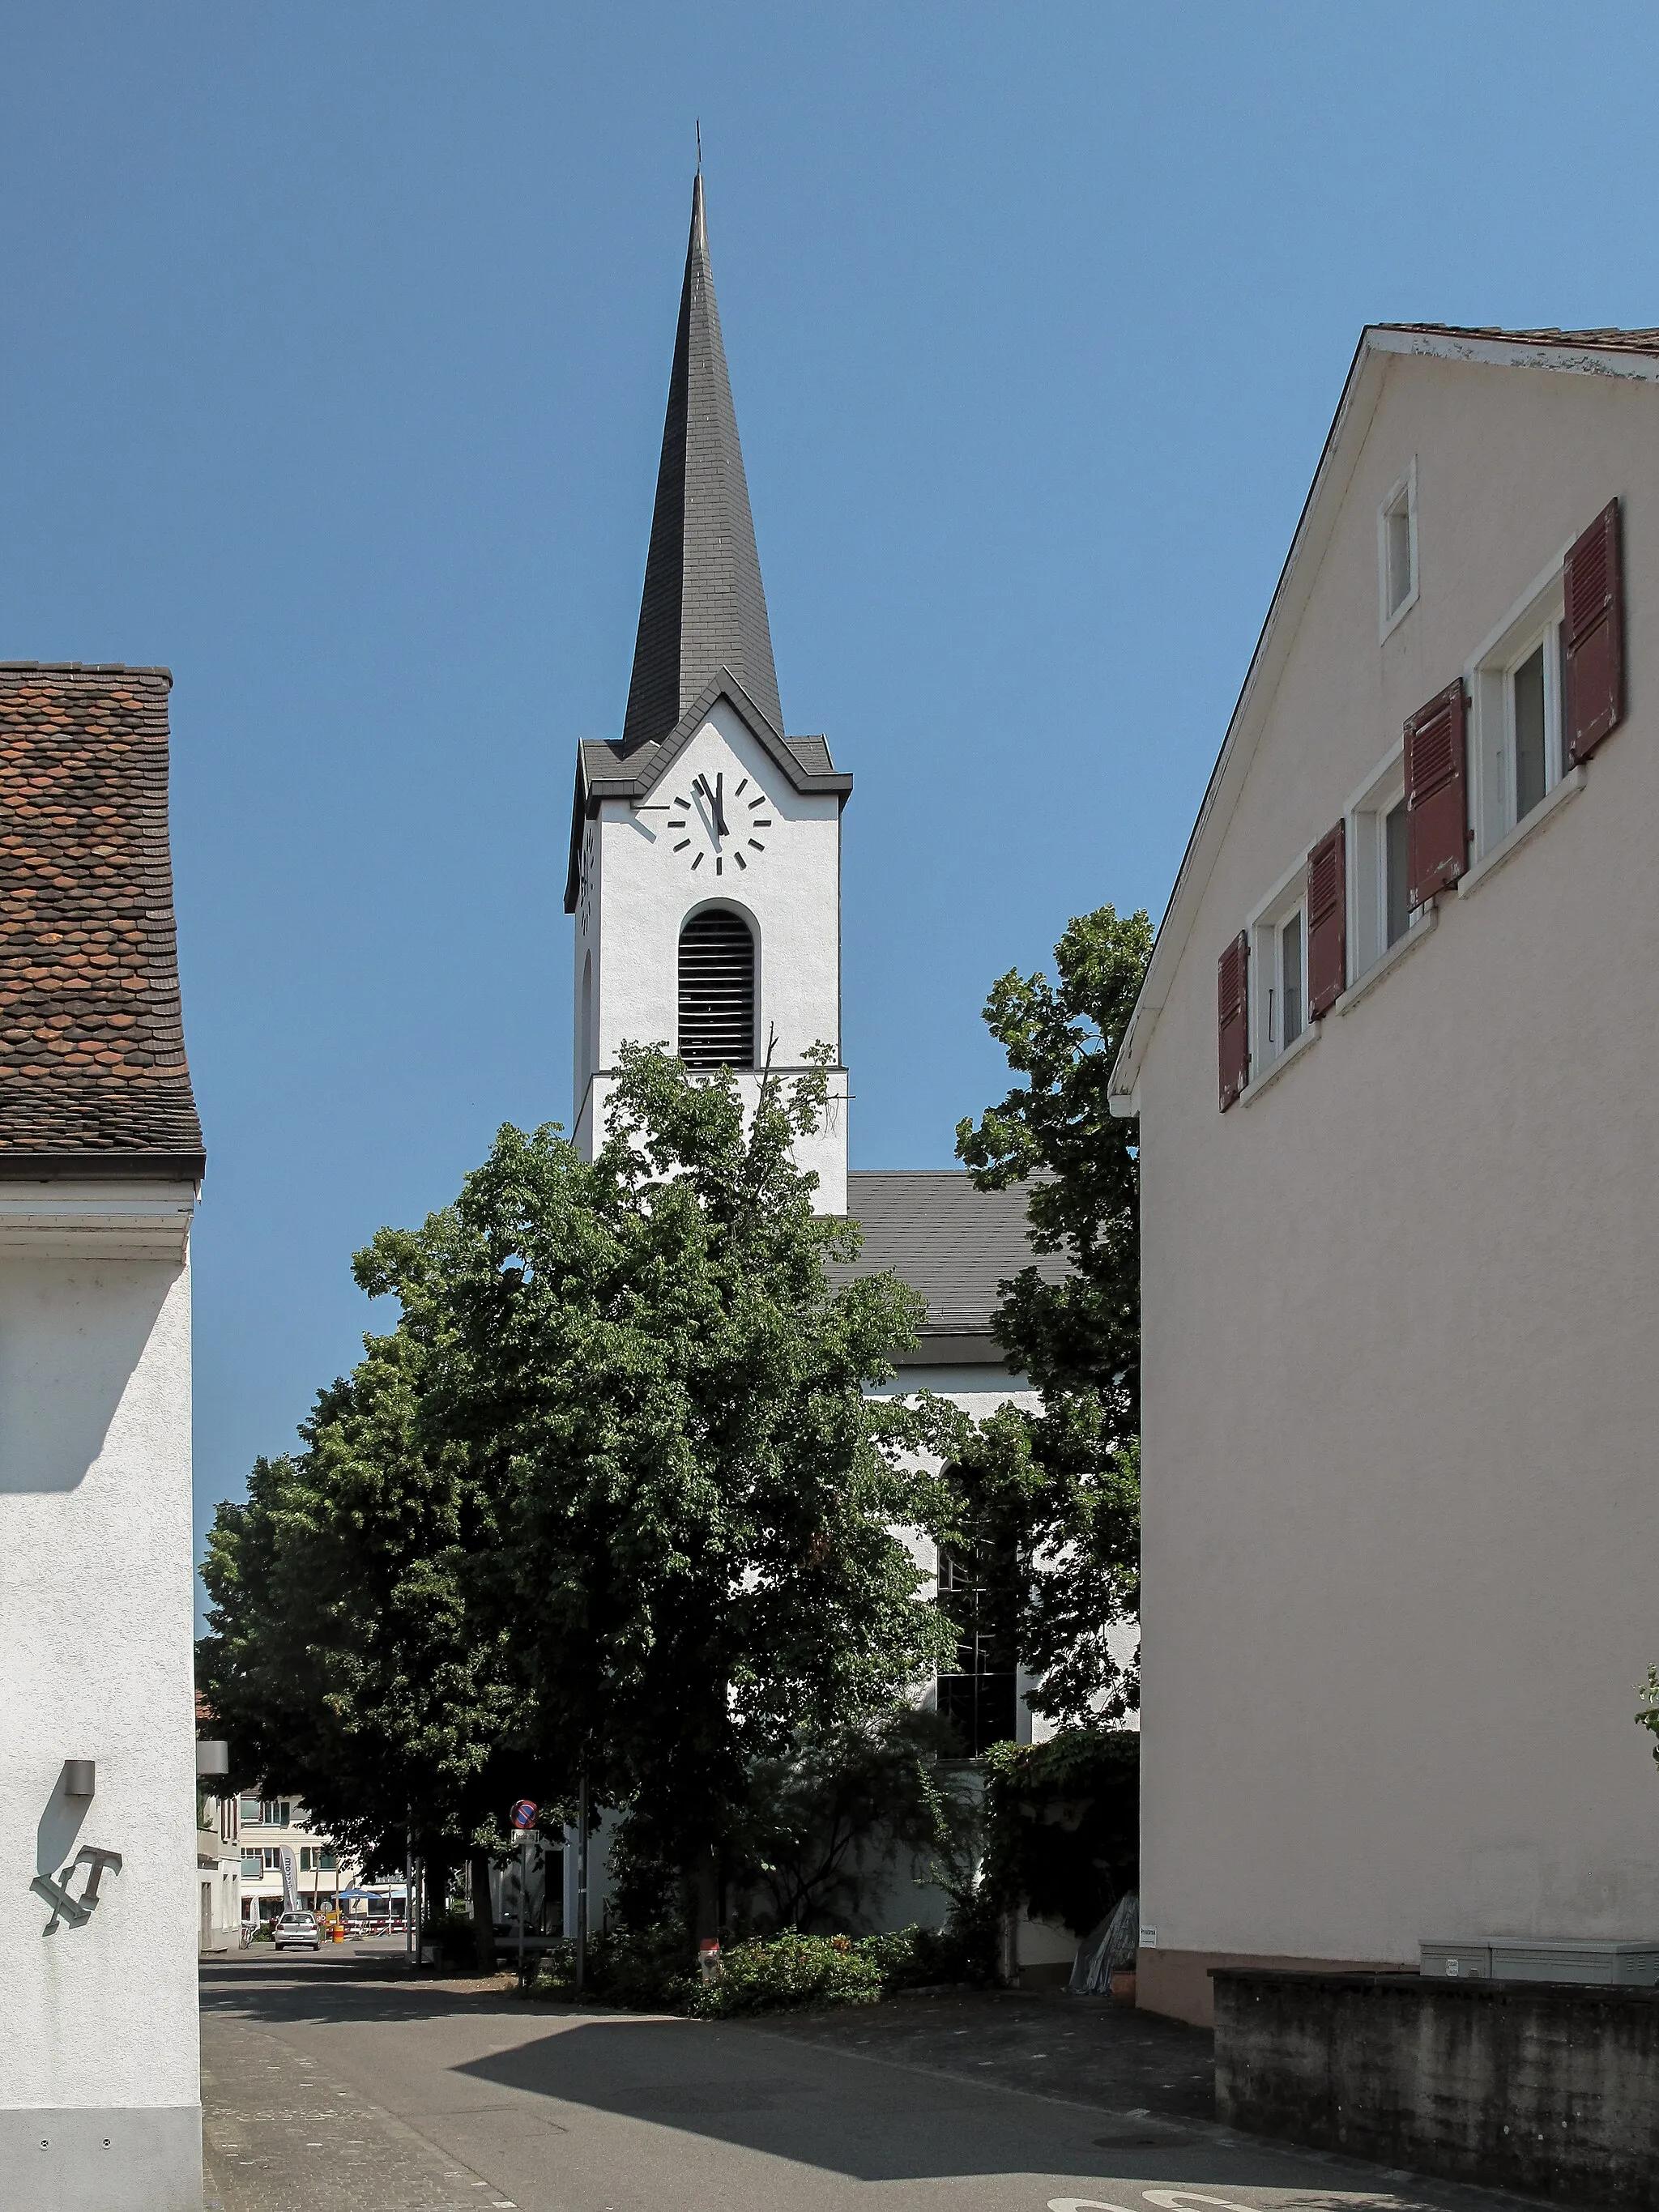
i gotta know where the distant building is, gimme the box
[235,1792,353,1923]
[1111,325,1659,2025]
[0,663,205,2208]
[195,1775,241,1954]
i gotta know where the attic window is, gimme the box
[1379,463,1418,636]
[678,907,755,1069]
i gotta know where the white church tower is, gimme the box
[565,175,851,1212]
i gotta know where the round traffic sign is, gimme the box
[510,1799,538,1831]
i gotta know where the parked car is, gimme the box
[274,1911,321,1951]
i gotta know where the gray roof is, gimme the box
[621,175,783,755]
[563,670,851,910]
[831,1169,1068,1369]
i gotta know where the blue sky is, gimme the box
[2,3,1657,1609]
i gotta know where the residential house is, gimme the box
[1109,325,1659,2024]
[0,664,205,2206]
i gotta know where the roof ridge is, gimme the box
[0,661,173,683]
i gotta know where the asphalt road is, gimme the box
[200,1952,1539,2212]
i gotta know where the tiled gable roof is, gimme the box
[0,664,203,1174]
[830,1168,1068,1366]
[563,668,851,912]
[1380,322,1659,356]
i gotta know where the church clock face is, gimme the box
[667,771,773,877]
[578,827,595,933]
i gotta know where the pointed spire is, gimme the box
[621,175,784,752]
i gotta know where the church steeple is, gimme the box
[621,174,784,754]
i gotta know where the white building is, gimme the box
[1110,324,1659,2025]
[195,1764,241,1956]
[0,663,205,2206]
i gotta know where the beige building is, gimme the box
[236,1792,350,1923]
[1110,324,1659,2025]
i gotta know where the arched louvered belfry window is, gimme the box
[678,906,755,1069]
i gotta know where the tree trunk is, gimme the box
[471,1846,496,1975]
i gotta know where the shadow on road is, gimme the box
[200,1959,1533,2207]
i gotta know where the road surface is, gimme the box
[200,1952,1532,2212]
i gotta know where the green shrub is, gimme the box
[983,1726,1138,1936]
[531,1921,698,2010]
[528,1914,995,2015]
[424,1905,478,1968]
[690,1930,883,2016]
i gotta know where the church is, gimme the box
[563,175,1069,1779]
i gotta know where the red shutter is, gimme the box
[1306,821,1346,1019]
[1218,931,1248,1111]
[1405,680,1468,905]
[1564,498,1624,762]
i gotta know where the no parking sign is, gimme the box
[510,1799,537,1832]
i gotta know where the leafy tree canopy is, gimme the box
[950,904,1153,1726]
[202,1044,959,1909]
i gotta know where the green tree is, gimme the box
[1638,1669,1659,1766]
[407,1042,959,1927]
[727,1707,979,1933]
[197,1246,535,1967]
[951,904,1153,1726]
[207,1042,962,1946]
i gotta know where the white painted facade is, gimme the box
[1112,329,1659,2025]
[195,1787,241,1955]
[572,695,848,1214]
[0,1188,202,2206]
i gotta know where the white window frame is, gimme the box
[1246,858,1309,1079]
[1378,460,1419,640]
[1467,551,1571,862]
[1343,742,1422,984]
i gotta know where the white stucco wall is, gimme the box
[0,1230,199,2201]
[1133,355,1659,2016]
[574,699,847,1213]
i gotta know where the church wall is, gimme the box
[0,1237,201,2207]
[574,698,848,1209]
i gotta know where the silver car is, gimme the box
[273,1910,321,1951]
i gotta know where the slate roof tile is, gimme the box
[830,1169,1068,1351]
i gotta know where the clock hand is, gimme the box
[713,772,728,839]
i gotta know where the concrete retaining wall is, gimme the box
[1214,1968,1659,2210]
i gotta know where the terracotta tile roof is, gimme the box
[0,663,203,1176]
[1379,322,1659,356]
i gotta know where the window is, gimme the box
[677,907,755,1068]
[241,1797,292,1830]
[298,1847,337,1873]
[1471,569,1568,859]
[1347,748,1421,981]
[1379,462,1418,636]
[935,1540,1018,1757]
[577,950,592,1090]
[1250,872,1308,1075]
